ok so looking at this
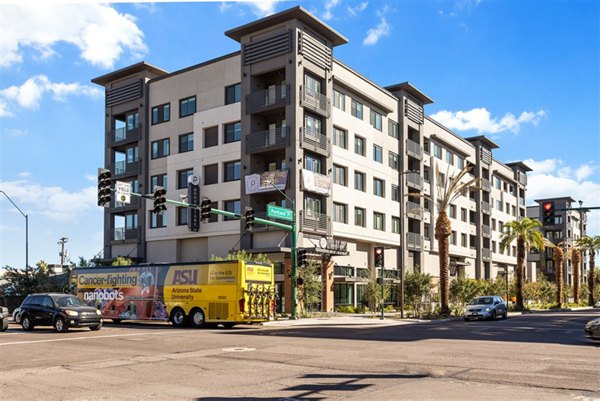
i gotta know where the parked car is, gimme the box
[19,293,102,333]
[1,305,9,332]
[12,307,21,324]
[464,295,508,321]
[595,300,600,308]
[585,317,600,341]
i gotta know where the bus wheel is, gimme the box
[222,323,235,329]
[189,308,205,328]
[111,319,121,324]
[170,308,187,328]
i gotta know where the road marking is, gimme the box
[0,331,172,346]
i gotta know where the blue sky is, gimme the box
[1,0,599,269]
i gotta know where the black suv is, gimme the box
[20,293,102,332]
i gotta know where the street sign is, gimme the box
[115,181,131,204]
[267,204,293,221]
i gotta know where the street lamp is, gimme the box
[0,190,29,277]
[398,170,417,319]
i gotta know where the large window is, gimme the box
[333,202,347,223]
[369,110,382,131]
[446,150,454,166]
[179,133,193,153]
[224,199,241,221]
[392,217,400,233]
[354,135,365,156]
[351,99,363,119]
[177,207,188,226]
[224,122,241,143]
[305,114,322,136]
[355,207,366,227]
[204,164,218,185]
[333,89,345,111]
[224,160,241,182]
[304,74,322,95]
[177,168,193,189]
[204,126,218,148]
[179,96,196,118]
[151,138,170,159]
[151,103,170,125]
[433,143,442,159]
[150,174,167,191]
[334,283,353,306]
[354,171,365,192]
[332,164,347,186]
[373,178,385,197]
[225,83,241,105]
[304,195,322,217]
[373,145,383,163]
[333,127,347,149]
[373,212,385,231]
[150,211,167,228]
[305,154,322,173]
[388,120,399,139]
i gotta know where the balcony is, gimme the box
[300,127,330,157]
[245,127,290,154]
[406,172,423,190]
[111,159,141,178]
[112,227,140,242]
[245,84,290,115]
[481,201,491,215]
[407,232,423,250]
[300,210,331,235]
[110,125,140,147]
[300,85,330,117]
[481,178,491,192]
[482,224,491,238]
[406,139,423,161]
[482,248,492,261]
[301,169,332,196]
[406,201,422,220]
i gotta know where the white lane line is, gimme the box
[0,331,172,346]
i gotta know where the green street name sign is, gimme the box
[267,204,294,221]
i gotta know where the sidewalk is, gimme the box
[262,314,428,327]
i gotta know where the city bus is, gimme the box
[70,260,275,328]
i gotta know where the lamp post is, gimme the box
[1,190,29,278]
[398,170,416,319]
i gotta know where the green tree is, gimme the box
[0,261,67,297]
[211,249,272,263]
[571,246,581,304]
[363,269,390,313]
[449,277,482,308]
[523,274,556,307]
[577,235,600,306]
[434,165,481,315]
[112,256,134,266]
[403,271,433,316]
[297,260,322,313]
[500,217,547,311]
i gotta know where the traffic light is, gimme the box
[187,182,200,232]
[152,187,167,214]
[97,169,112,207]
[200,198,212,221]
[542,202,555,225]
[244,207,255,231]
[374,246,384,268]
[297,248,308,268]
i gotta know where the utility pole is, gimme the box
[58,237,69,268]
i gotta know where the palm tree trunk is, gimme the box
[516,237,525,310]
[554,247,564,308]
[572,249,580,304]
[435,212,452,315]
[589,253,596,306]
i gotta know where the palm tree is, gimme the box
[577,235,600,306]
[434,165,481,315]
[552,244,565,308]
[499,218,546,311]
[571,246,581,304]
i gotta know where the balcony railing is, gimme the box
[481,178,491,192]
[300,210,331,235]
[110,125,140,146]
[245,127,290,154]
[406,201,422,219]
[407,232,423,250]
[481,201,491,215]
[300,127,330,156]
[113,227,140,241]
[406,139,423,161]
[482,248,492,261]
[111,159,141,177]
[300,85,330,117]
[482,225,491,237]
[245,84,290,114]
[406,172,423,190]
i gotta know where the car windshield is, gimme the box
[55,296,84,308]
[469,297,493,305]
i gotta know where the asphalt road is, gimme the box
[1,310,599,401]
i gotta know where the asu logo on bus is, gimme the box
[171,269,199,285]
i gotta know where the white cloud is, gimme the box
[0,75,101,117]
[0,3,146,69]
[323,0,341,21]
[363,17,391,46]
[430,108,546,134]
[348,2,369,16]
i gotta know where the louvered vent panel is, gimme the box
[243,31,291,65]
[106,80,143,107]
[298,31,332,70]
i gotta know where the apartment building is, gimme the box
[92,6,529,312]
[527,197,588,285]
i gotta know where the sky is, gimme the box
[1,0,599,270]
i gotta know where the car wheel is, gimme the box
[54,317,69,333]
[89,322,102,331]
[170,308,186,328]
[502,311,508,319]
[14,313,21,324]
[189,308,205,328]
[490,310,497,320]
[21,315,34,331]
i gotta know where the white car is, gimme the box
[595,300,600,308]
[12,307,21,324]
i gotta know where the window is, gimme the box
[355,171,365,191]
[423,140,430,154]
[495,177,502,189]
[332,164,347,186]
[461,208,467,222]
[433,143,442,159]
[305,154,322,173]
[179,96,196,118]
[204,126,218,148]
[225,83,241,105]
[150,174,167,191]
[304,195,322,217]
[449,205,456,219]
[151,103,170,125]
[392,217,400,234]
[224,160,241,182]
[373,212,385,231]
[224,122,241,143]
[373,145,383,163]
[355,135,365,156]
[151,138,170,159]
[496,199,502,211]
[351,99,363,119]
[179,133,194,153]
[446,150,454,166]
[304,74,322,94]
[204,164,218,185]
[388,120,399,139]
[369,110,382,131]
[224,200,240,221]
[333,89,345,110]
[333,203,347,223]
[389,151,399,170]
[457,157,464,169]
[177,168,193,189]
[333,127,347,149]
[150,211,167,228]
[424,224,430,239]
[392,184,399,202]
[206,201,218,223]
[177,207,188,226]
[451,231,457,245]
[373,178,385,197]
[355,207,366,227]
[305,114,322,136]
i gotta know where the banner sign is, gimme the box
[301,169,332,196]
[245,170,288,195]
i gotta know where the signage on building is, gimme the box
[301,169,332,196]
[245,170,288,195]
[316,237,349,256]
